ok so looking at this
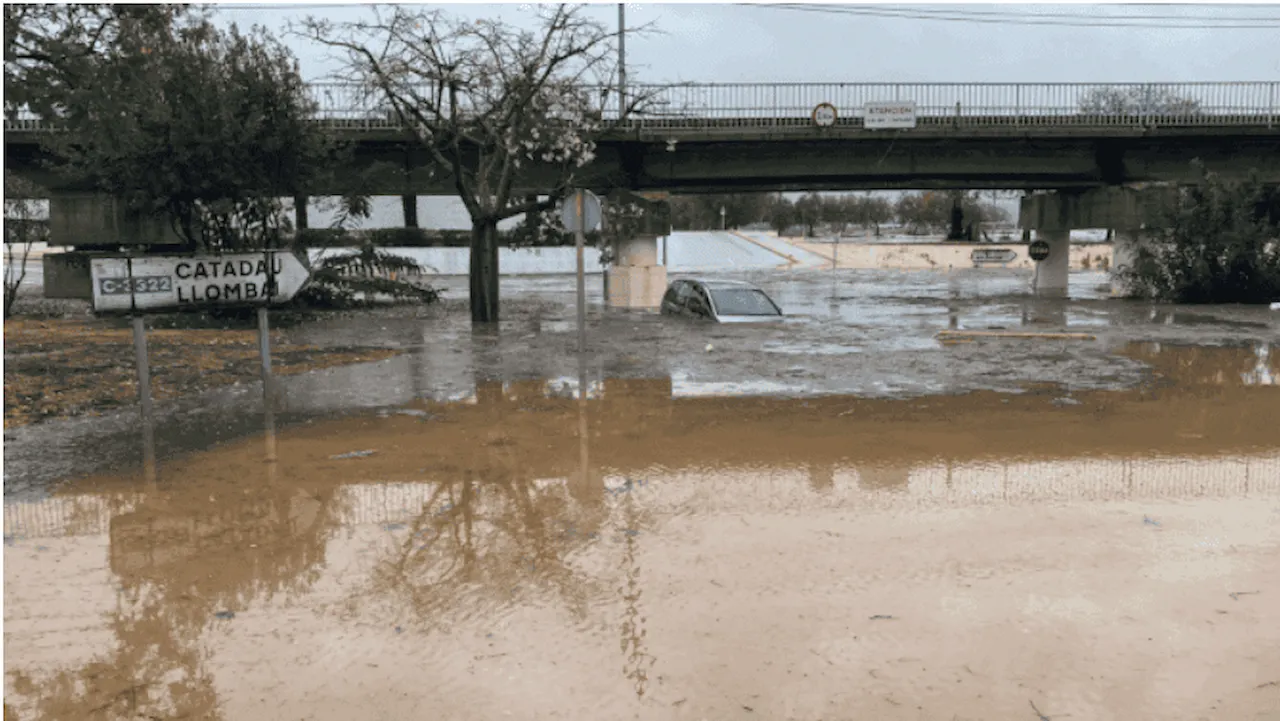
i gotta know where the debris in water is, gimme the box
[214,611,236,620]
[1052,397,1082,407]
[1029,699,1052,721]
[331,450,376,460]
[869,614,895,620]
[1230,591,1260,601]
[382,523,406,531]
[705,343,714,352]
[1143,516,1161,527]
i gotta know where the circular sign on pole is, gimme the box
[560,189,602,233]
[812,102,838,128]
[1029,239,1051,262]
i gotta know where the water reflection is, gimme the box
[5,341,1279,719]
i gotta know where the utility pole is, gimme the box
[618,4,627,118]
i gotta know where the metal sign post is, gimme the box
[560,189,603,356]
[132,315,157,485]
[257,305,277,463]
[1028,238,1051,290]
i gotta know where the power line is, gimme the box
[753,3,1280,29]
[822,3,1280,23]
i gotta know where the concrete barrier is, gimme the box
[791,241,1113,271]
[307,246,604,276]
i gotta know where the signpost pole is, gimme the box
[576,192,587,355]
[131,315,156,485]
[257,305,277,463]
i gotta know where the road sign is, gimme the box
[864,101,917,129]
[1029,239,1051,262]
[972,248,1018,266]
[812,102,838,127]
[560,189,602,233]
[90,250,311,312]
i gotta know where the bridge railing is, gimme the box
[610,81,1280,129]
[8,82,1279,132]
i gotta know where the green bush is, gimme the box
[1119,163,1280,304]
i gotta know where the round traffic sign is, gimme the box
[560,189,602,233]
[812,102,838,128]
[1029,239,1051,262]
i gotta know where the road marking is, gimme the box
[728,230,800,267]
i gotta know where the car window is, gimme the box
[687,296,710,317]
[708,288,781,316]
[674,282,694,305]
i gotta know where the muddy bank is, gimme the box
[3,318,402,428]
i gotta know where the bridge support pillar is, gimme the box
[1033,230,1070,296]
[1111,230,1142,297]
[607,234,666,310]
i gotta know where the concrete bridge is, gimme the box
[6,81,1280,195]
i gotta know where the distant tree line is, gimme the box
[668,191,1011,236]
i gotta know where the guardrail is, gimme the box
[7,82,1279,132]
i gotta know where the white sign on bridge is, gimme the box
[864,101,918,129]
[90,251,310,312]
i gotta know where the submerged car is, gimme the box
[659,278,783,323]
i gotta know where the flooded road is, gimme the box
[5,269,1280,720]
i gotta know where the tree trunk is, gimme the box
[402,194,419,228]
[293,195,309,230]
[470,218,500,324]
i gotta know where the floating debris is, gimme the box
[330,449,377,460]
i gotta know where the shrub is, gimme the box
[1119,163,1280,304]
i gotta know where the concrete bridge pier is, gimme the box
[607,235,667,310]
[1020,187,1166,298]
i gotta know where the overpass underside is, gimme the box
[7,125,1280,196]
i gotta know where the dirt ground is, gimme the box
[3,317,401,428]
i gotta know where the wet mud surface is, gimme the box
[5,268,1280,720]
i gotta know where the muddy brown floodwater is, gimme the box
[5,271,1280,720]
[5,333,1280,720]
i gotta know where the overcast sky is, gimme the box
[210,2,1280,84]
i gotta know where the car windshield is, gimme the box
[709,288,779,316]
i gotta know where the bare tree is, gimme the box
[295,5,652,323]
[4,171,45,318]
[1080,85,1202,117]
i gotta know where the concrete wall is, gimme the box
[791,241,1113,271]
[307,246,605,276]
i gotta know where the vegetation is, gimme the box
[3,171,45,318]
[1118,163,1280,304]
[6,7,437,310]
[1079,85,1201,116]
[667,191,1008,237]
[38,11,336,251]
[298,5,652,323]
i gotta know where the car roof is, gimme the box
[679,278,761,290]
